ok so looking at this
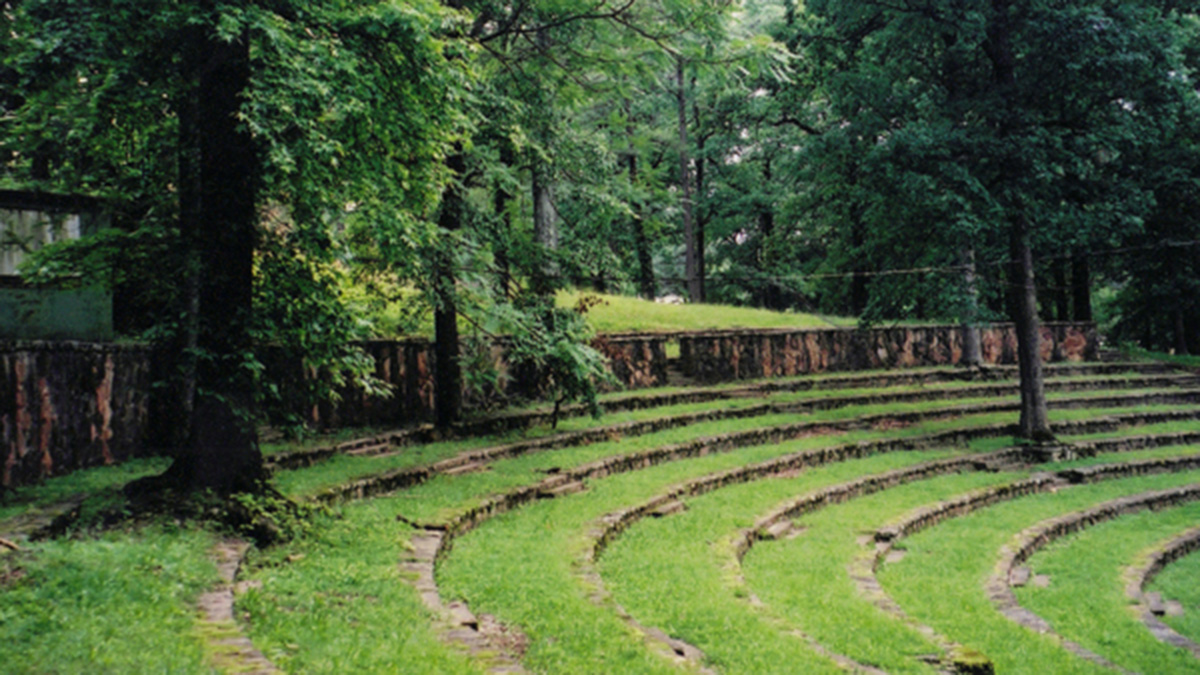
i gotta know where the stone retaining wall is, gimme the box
[679,323,1097,383]
[0,323,1098,489]
[1,341,152,490]
[299,334,668,429]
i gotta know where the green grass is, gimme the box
[0,524,217,673]
[606,451,994,674]
[6,357,1199,674]
[238,501,483,674]
[438,435,902,673]
[742,468,1025,673]
[1149,542,1200,643]
[0,456,171,525]
[274,388,1197,501]
[559,290,840,333]
[1016,500,1200,673]
[879,471,1200,674]
[1120,345,1200,369]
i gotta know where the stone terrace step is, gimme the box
[268,368,1198,471]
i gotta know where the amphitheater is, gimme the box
[223,351,1200,674]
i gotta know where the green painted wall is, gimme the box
[0,287,114,341]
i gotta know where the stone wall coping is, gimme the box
[672,322,1096,340]
[0,321,1100,353]
[0,339,150,353]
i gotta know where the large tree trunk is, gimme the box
[434,152,467,428]
[676,57,702,302]
[161,22,265,494]
[1011,218,1054,441]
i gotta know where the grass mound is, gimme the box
[558,290,843,333]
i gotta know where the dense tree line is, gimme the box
[3,0,1198,492]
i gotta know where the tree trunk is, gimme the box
[628,149,655,300]
[160,22,265,494]
[850,216,868,316]
[676,57,702,302]
[1071,254,1092,322]
[960,246,983,367]
[624,100,656,301]
[1051,259,1069,321]
[434,152,466,428]
[988,0,1052,442]
[493,146,514,300]
[1011,218,1054,441]
[531,159,558,296]
[1175,308,1190,355]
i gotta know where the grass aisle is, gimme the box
[238,500,483,674]
[1149,542,1200,645]
[1015,499,1200,673]
[879,471,1200,674]
[436,437,896,674]
[741,470,1028,673]
[602,450,991,674]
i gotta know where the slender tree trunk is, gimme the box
[758,157,782,309]
[531,159,558,296]
[1071,253,1092,322]
[960,246,983,367]
[988,0,1052,442]
[434,152,466,428]
[850,216,868,316]
[628,150,655,300]
[1173,255,1190,355]
[160,21,265,493]
[1175,308,1190,356]
[1011,218,1054,441]
[176,41,201,451]
[1052,259,1069,321]
[624,100,656,300]
[676,57,701,302]
[493,146,514,300]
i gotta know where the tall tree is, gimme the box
[797,0,1187,440]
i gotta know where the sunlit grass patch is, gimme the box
[1016,501,1200,672]
[558,290,838,333]
[742,469,1023,673]
[1149,542,1200,643]
[879,471,1200,674]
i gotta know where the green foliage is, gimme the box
[252,231,390,437]
[489,294,615,427]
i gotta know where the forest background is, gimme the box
[3,0,1199,494]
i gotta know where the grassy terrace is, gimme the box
[1150,542,1200,644]
[4,356,1200,673]
[878,473,1200,673]
[1015,501,1200,672]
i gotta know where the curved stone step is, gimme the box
[1124,526,1200,657]
[268,364,1190,470]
